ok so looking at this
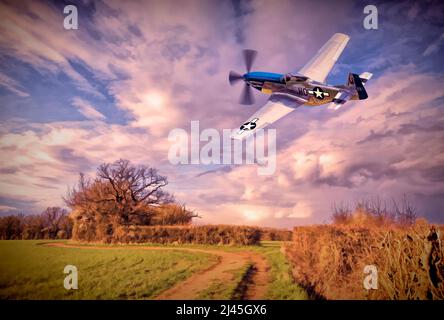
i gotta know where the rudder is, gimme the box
[347,73,368,100]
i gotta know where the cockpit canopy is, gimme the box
[283,73,292,83]
[282,73,309,83]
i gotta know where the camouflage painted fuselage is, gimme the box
[244,71,359,107]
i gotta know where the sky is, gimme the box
[0,0,443,227]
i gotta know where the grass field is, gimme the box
[131,241,309,300]
[0,240,216,299]
[0,240,307,300]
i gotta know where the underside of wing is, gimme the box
[231,96,302,140]
[298,33,350,83]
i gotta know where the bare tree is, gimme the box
[40,207,70,238]
[331,195,418,226]
[0,208,72,240]
[393,194,417,225]
[97,159,172,206]
[0,214,24,239]
[65,159,174,228]
[331,201,352,224]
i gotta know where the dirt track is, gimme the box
[43,242,270,300]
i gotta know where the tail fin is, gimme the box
[347,73,368,100]
[328,72,372,110]
[359,72,373,84]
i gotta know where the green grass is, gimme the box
[0,240,217,299]
[127,240,308,300]
[195,242,308,300]
[261,248,309,300]
[0,240,308,300]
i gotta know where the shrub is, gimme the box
[73,224,262,246]
[331,195,418,227]
[259,227,292,241]
[150,204,199,225]
[284,221,444,299]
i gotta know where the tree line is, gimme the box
[0,207,72,240]
[1,159,200,241]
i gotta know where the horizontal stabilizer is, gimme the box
[359,72,373,84]
[327,90,351,110]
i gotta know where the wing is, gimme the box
[298,33,350,83]
[231,96,303,140]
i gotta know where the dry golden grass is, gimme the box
[284,219,444,300]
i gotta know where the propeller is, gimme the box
[243,49,257,73]
[229,49,258,105]
[239,81,254,105]
[228,70,243,85]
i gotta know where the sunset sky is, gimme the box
[0,0,443,227]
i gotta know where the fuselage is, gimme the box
[242,71,357,106]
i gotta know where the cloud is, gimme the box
[0,1,105,98]
[423,32,444,56]
[289,202,313,219]
[72,97,106,120]
[0,118,175,210]
[0,72,29,97]
[0,0,443,227]
[0,205,17,212]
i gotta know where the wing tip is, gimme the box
[230,131,251,140]
[333,33,350,41]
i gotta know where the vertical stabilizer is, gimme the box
[347,73,368,100]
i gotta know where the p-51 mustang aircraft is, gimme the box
[229,33,372,139]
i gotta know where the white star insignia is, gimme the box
[313,88,323,98]
[238,118,259,134]
[308,87,330,99]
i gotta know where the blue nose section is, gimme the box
[243,72,284,83]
